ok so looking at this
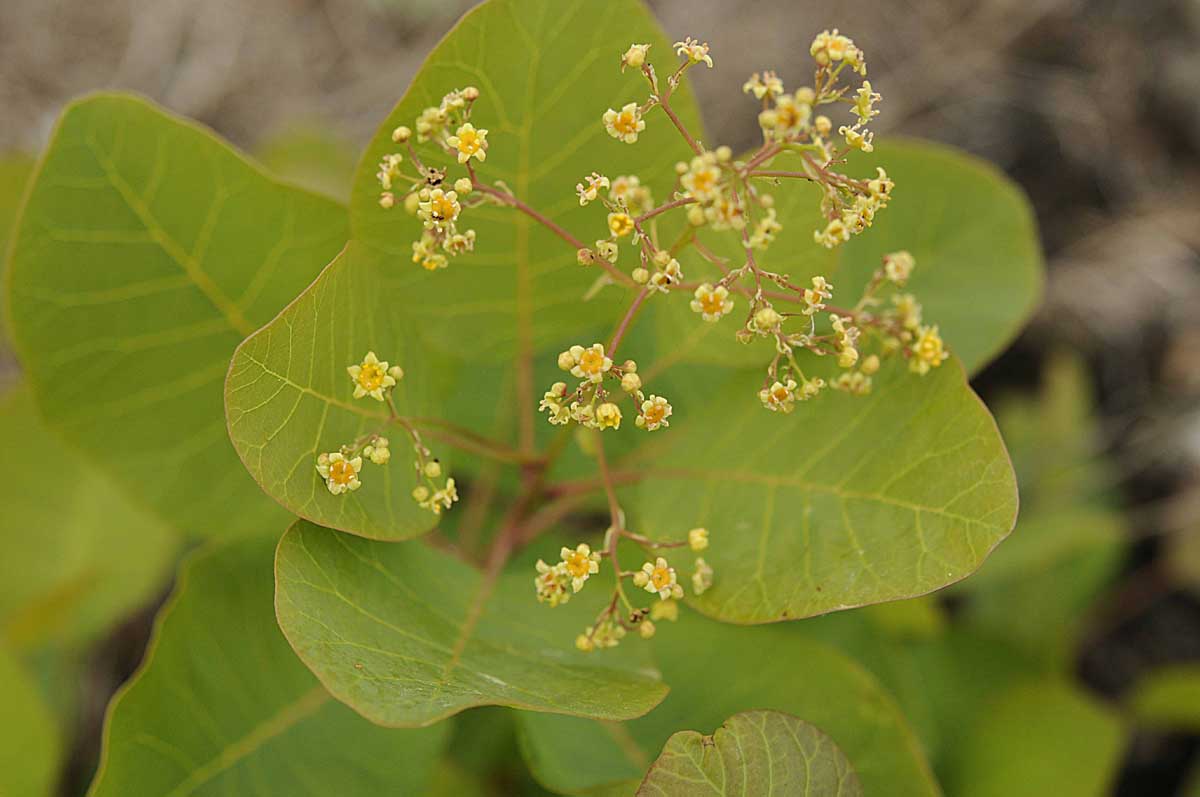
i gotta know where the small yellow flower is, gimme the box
[607,212,635,238]
[603,103,646,144]
[570,343,613,383]
[575,634,594,652]
[391,125,412,143]
[634,557,684,600]
[883,251,915,285]
[590,619,626,649]
[534,560,571,607]
[681,153,722,202]
[814,217,850,248]
[801,276,833,316]
[759,379,798,413]
[748,208,782,250]
[376,153,403,190]
[635,395,672,431]
[446,123,488,164]
[892,293,923,331]
[576,171,611,206]
[688,527,709,551]
[810,29,856,67]
[417,478,459,515]
[379,192,395,209]
[316,452,363,495]
[690,283,734,322]
[595,402,623,430]
[594,240,619,263]
[609,174,653,211]
[647,257,683,295]
[674,37,713,68]
[752,306,783,335]
[621,43,650,71]
[418,188,461,229]
[854,81,881,125]
[705,196,745,230]
[910,325,949,375]
[840,124,874,153]
[443,230,477,256]
[539,381,572,426]
[770,94,811,135]
[559,543,601,592]
[423,460,442,479]
[650,599,679,622]
[692,558,714,595]
[347,351,398,401]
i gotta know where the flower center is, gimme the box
[458,131,480,153]
[644,405,665,424]
[357,363,386,391]
[329,459,355,485]
[432,196,457,220]
[700,293,724,314]
[650,567,671,590]
[579,350,605,375]
[771,386,790,402]
[614,111,638,134]
[565,552,590,578]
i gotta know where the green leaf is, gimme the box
[225,242,445,540]
[256,127,359,203]
[0,153,35,358]
[0,384,178,652]
[517,609,939,797]
[90,534,448,796]
[634,357,1016,623]
[0,645,61,797]
[636,710,861,797]
[1128,665,1200,732]
[274,520,669,726]
[943,680,1124,797]
[6,93,349,538]
[656,139,1043,376]
[348,0,703,361]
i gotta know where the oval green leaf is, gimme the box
[274,520,669,726]
[633,357,1017,623]
[637,710,861,797]
[348,0,703,361]
[90,534,448,796]
[6,93,348,538]
[516,609,938,797]
[0,645,61,797]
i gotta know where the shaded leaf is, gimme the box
[0,645,61,797]
[634,358,1016,623]
[90,534,448,796]
[517,609,938,797]
[274,520,669,726]
[256,127,359,202]
[943,680,1123,797]
[1128,665,1200,732]
[6,93,348,538]
[0,384,178,652]
[637,710,861,797]
[348,0,703,361]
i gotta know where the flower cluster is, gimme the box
[539,344,673,432]
[315,351,457,515]
[375,86,491,271]
[535,525,715,652]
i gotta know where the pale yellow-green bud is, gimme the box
[621,372,642,393]
[404,192,420,214]
[462,86,480,101]
[674,161,689,175]
[454,177,473,194]
[557,350,576,371]
[392,125,412,143]
[815,115,832,135]
[686,205,706,226]
[632,267,650,284]
[639,620,656,639]
[795,86,816,104]
[577,248,595,266]
[412,485,430,502]
[715,145,732,162]
[754,306,783,331]
[653,250,670,267]
[861,354,881,375]
[423,460,442,479]
[379,192,395,209]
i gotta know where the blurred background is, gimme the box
[1,0,1198,794]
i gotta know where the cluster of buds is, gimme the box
[539,344,673,432]
[534,526,714,652]
[574,171,658,271]
[375,86,492,271]
[315,351,458,514]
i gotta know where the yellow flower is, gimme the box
[603,102,646,144]
[446,123,488,164]
[688,527,709,551]
[770,94,811,135]
[316,452,362,495]
[576,171,611,206]
[347,351,398,401]
[910,325,949,375]
[883,251,915,285]
[635,395,672,431]
[443,230,477,256]
[539,382,572,426]
[634,557,684,600]
[376,153,403,190]
[609,175,653,211]
[810,29,856,67]
[674,37,713,68]
[417,477,459,514]
[607,212,635,237]
[759,379,798,413]
[854,81,881,125]
[569,343,613,383]
[692,558,714,595]
[534,560,571,607]
[892,293,923,331]
[705,196,745,230]
[595,402,623,430]
[681,153,722,202]
[803,275,833,316]
[840,124,874,152]
[690,283,734,322]
[418,188,461,230]
[559,544,601,592]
